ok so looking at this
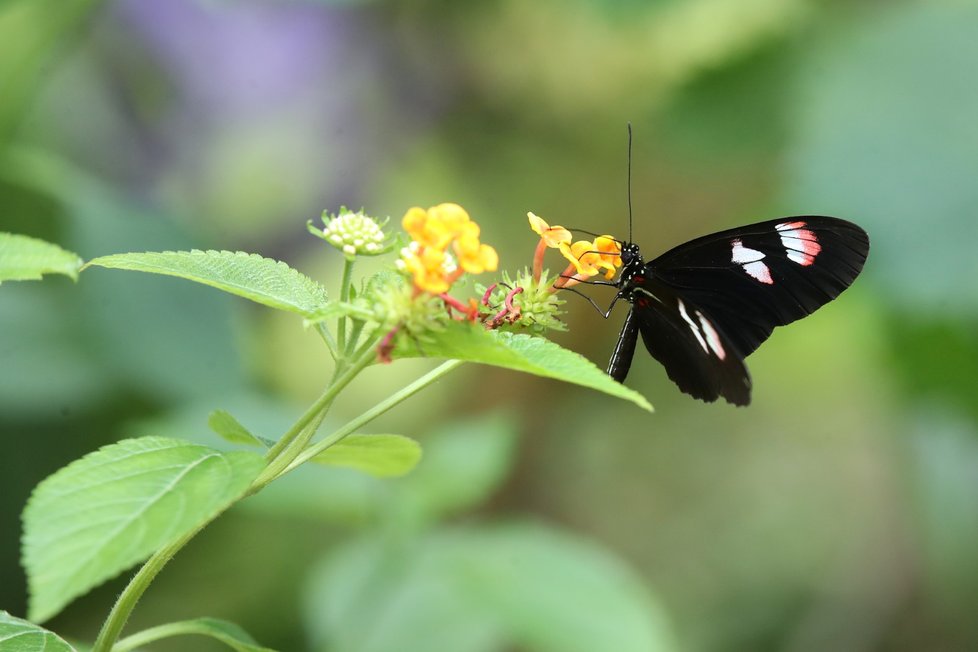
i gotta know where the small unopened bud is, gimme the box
[312,208,391,259]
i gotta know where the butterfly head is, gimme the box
[619,241,643,271]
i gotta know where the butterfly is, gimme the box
[603,215,870,405]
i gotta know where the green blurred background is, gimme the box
[3,0,978,650]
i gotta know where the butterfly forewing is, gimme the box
[645,216,869,358]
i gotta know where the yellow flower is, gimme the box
[399,203,498,293]
[528,212,572,248]
[428,202,472,235]
[580,235,622,279]
[398,242,454,294]
[403,205,453,250]
[528,211,622,283]
[455,226,499,274]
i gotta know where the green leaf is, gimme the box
[115,617,276,652]
[22,437,265,623]
[208,409,264,447]
[1,149,246,407]
[304,522,678,652]
[0,611,75,652]
[394,321,652,412]
[311,434,422,478]
[241,413,517,526]
[454,522,679,652]
[304,535,503,652]
[83,250,329,317]
[0,232,82,284]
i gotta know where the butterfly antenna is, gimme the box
[626,122,634,244]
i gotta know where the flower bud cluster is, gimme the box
[314,208,389,259]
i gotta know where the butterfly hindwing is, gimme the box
[623,276,752,406]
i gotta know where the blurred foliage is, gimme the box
[3,0,978,650]
[785,2,978,317]
[299,415,677,652]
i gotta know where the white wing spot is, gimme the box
[731,238,774,284]
[744,261,773,284]
[677,298,709,354]
[696,311,727,360]
[776,221,821,266]
[731,238,764,264]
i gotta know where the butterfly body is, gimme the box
[605,216,870,406]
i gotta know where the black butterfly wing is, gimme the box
[616,277,752,405]
[646,216,869,358]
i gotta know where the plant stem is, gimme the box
[281,359,464,476]
[346,318,365,356]
[113,619,230,652]
[91,515,217,652]
[336,258,355,353]
[316,321,340,361]
[257,340,378,487]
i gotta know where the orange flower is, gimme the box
[528,212,573,248]
[455,223,499,274]
[398,242,455,294]
[398,203,498,293]
[402,205,454,250]
[575,235,622,280]
[527,211,622,285]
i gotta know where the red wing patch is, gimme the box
[776,221,821,267]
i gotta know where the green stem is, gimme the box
[91,515,217,652]
[346,319,366,356]
[257,340,377,487]
[316,321,340,362]
[114,619,238,652]
[336,258,355,353]
[281,359,464,476]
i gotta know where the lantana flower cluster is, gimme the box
[396,203,499,294]
[312,201,624,362]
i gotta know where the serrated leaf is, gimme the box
[0,233,83,284]
[0,611,75,652]
[83,250,329,317]
[209,409,263,447]
[22,437,265,623]
[311,434,422,478]
[394,322,652,411]
[115,617,276,652]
